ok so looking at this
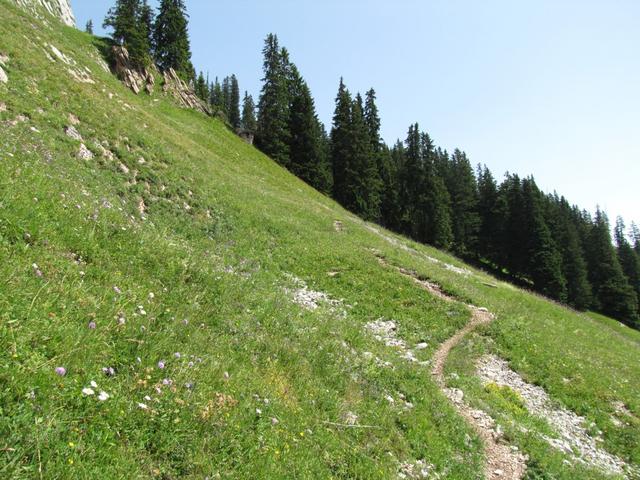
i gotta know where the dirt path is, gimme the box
[385,258,528,479]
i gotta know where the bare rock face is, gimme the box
[111,46,155,95]
[162,68,211,115]
[12,0,75,27]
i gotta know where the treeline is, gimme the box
[252,35,640,328]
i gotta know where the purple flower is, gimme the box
[55,366,66,376]
[174,352,181,359]
[162,378,172,386]
[113,286,122,294]
[157,361,165,370]
[102,367,115,377]
[184,382,194,390]
[88,321,97,330]
[188,361,194,368]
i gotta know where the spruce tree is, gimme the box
[210,77,224,113]
[154,0,195,81]
[398,123,425,239]
[195,72,208,102]
[241,92,257,134]
[256,34,291,166]
[139,0,154,54]
[379,143,402,231]
[446,149,480,256]
[104,0,151,68]
[615,217,640,317]
[85,20,94,34]
[521,178,567,301]
[422,135,452,248]
[330,78,353,205]
[476,165,502,266]
[585,209,638,324]
[288,66,332,194]
[228,75,241,129]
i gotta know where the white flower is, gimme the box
[144,395,151,401]
[82,388,95,396]
[255,408,262,415]
[98,391,109,401]
[138,402,148,410]
[148,292,155,300]
[90,381,98,388]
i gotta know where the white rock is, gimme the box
[0,66,7,84]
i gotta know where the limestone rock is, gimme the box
[162,68,211,115]
[110,46,155,95]
[0,66,7,84]
[12,0,75,27]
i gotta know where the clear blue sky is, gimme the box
[72,0,639,229]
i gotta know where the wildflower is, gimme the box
[137,306,147,316]
[188,361,194,368]
[223,371,230,380]
[162,378,172,386]
[255,408,262,415]
[90,381,98,388]
[55,367,67,376]
[137,402,148,410]
[136,357,142,363]
[184,382,194,390]
[118,315,126,326]
[157,361,165,369]
[79,271,85,277]
[144,395,151,401]
[98,391,109,401]
[82,388,95,396]
[271,417,279,425]
[102,367,115,377]
[182,319,189,325]
[113,286,122,294]
[174,352,181,359]
[148,292,155,300]
[88,321,97,330]
[32,263,43,278]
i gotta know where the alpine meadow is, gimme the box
[0,1,639,479]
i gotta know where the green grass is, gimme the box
[1,2,639,478]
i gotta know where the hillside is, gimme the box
[1,2,639,479]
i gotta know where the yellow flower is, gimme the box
[68,442,75,448]
[68,459,74,465]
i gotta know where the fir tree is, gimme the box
[330,78,353,205]
[379,143,403,231]
[615,217,640,316]
[241,92,257,134]
[154,0,195,81]
[85,19,94,34]
[139,0,154,54]
[210,77,224,112]
[446,149,479,256]
[476,165,502,265]
[256,34,291,166]
[422,135,452,248]
[585,210,638,324]
[288,66,332,194]
[398,123,425,239]
[104,0,151,67]
[195,72,208,102]
[228,75,241,129]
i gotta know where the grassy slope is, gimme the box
[0,3,638,478]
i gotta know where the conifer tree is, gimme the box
[585,210,638,324]
[241,92,257,134]
[85,20,94,34]
[631,222,640,255]
[422,134,452,248]
[210,77,224,112]
[379,143,402,231]
[104,0,151,67]
[331,78,353,205]
[521,178,567,301]
[476,165,502,265]
[288,67,332,194]
[446,149,479,256]
[615,217,640,316]
[154,0,195,81]
[256,34,291,166]
[195,72,208,102]
[228,75,241,129]
[398,123,425,239]
[139,0,154,54]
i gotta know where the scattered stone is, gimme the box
[333,220,344,232]
[68,113,79,125]
[64,125,82,141]
[111,46,155,94]
[0,66,7,84]
[0,53,8,66]
[0,102,6,112]
[477,355,632,476]
[118,162,130,174]
[162,67,211,114]
[76,143,93,160]
[285,274,345,314]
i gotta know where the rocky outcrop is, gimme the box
[162,68,211,115]
[111,46,155,95]
[12,0,75,27]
